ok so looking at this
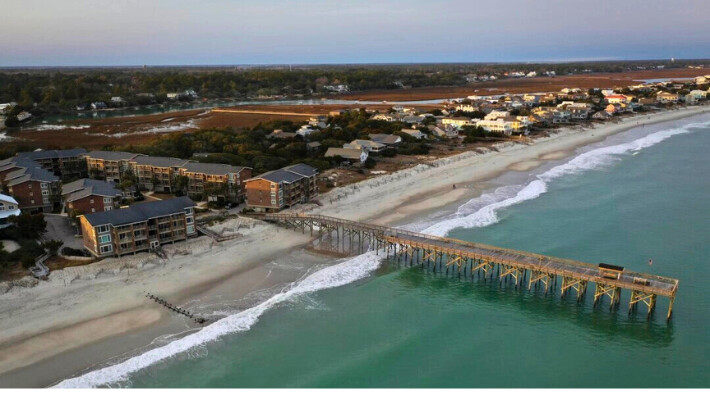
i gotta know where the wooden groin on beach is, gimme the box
[252,213,680,321]
[146,293,206,324]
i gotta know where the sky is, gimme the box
[1,0,709,66]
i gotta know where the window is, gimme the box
[91,208,95,213]
[40,183,48,189]
[100,244,113,254]
[186,216,193,224]
[104,206,112,211]
[99,234,111,244]
[29,192,34,197]
[185,208,193,215]
[41,190,49,196]
[90,199,94,204]
[187,225,195,234]
[0,204,3,211]
[104,197,112,204]
[97,225,109,233]
[271,199,276,205]
[31,199,35,204]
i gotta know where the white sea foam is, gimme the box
[54,251,385,388]
[422,119,710,237]
[53,117,710,388]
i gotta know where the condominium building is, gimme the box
[128,156,188,193]
[79,197,197,258]
[178,163,252,202]
[84,151,139,183]
[5,166,61,212]
[245,164,318,212]
[61,178,123,216]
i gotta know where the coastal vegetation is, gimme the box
[2,60,706,118]
[112,109,431,174]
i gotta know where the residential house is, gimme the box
[0,194,20,228]
[605,94,629,104]
[368,134,402,147]
[656,92,679,104]
[79,197,197,258]
[61,179,123,216]
[475,119,513,135]
[429,125,458,138]
[324,148,368,162]
[688,90,707,100]
[306,141,322,152]
[400,129,426,139]
[91,102,107,110]
[178,163,252,203]
[442,116,472,129]
[484,110,510,120]
[245,164,319,212]
[16,112,32,122]
[684,94,698,105]
[345,140,387,153]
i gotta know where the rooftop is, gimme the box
[181,162,249,175]
[83,197,195,227]
[85,150,140,161]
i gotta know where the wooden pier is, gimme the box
[253,213,679,321]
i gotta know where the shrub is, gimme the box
[61,247,91,257]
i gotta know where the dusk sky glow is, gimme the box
[2,0,709,66]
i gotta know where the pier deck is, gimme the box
[253,213,679,321]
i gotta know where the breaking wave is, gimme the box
[54,252,385,388]
[422,119,710,237]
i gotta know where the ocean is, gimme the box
[57,113,710,388]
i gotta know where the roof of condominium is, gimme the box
[83,196,195,227]
[16,148,87,160]
[85,150,140,161]
[131,155,189,168]
[180,162,250,175]
[62,179,123,202]
[6,166,59,186]
[248,163,318,184]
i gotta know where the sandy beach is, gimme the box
[0,104,708,387]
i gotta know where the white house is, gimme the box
[476,119,513,135]
[688,90,707,100]
[484,110,510,120]
[0,194,21,228]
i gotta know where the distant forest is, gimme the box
[1,60,707,116]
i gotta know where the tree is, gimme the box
[174,175,189,196]
[8,213,47,240]
[43,240,63,256]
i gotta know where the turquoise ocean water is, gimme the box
[57,114,710,388]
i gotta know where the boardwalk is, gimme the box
[253,213,679,321]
